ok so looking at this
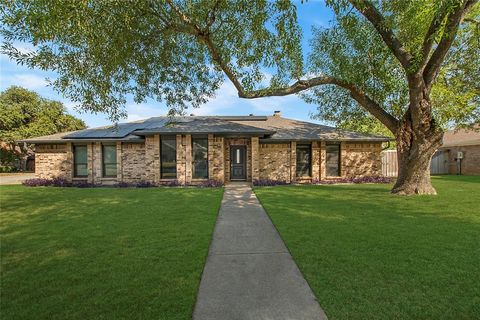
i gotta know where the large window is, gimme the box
[326,144,340,176]
[73,145,87,177]
[296,144,311,177]
[102,144,117,177]
[161,136,177,179]
[192,137,208,179]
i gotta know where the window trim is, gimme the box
[73,145,88,178]
[160,136,177,180]
[326,143,341,177]
[296,143,312,178]
[192,136,209,180]
[102,144,117,178]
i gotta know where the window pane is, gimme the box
[296,144,311,177]
[193,138,208,179]
[74,145,87,177]
[161,137,177,179]
[75,164,87,177]
[326,144,340,176]
[102,145,117,177]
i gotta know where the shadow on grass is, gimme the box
[0,186,223,320]
[255,176,480,319]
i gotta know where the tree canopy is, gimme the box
[0,86,86,145]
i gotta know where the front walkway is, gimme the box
[193,183,327,320]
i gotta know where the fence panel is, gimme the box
[381,150,398,177]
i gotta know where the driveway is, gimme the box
[193,183,327,320]
[0,173,35,185]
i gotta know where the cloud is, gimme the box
[1,73,49,90]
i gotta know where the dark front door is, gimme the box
[230,146,246,180]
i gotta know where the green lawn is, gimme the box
[0,186,223,320]
[255,176,480,319]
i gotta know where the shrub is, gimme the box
[253,179,290,186]
[72,181,95,188]
[114,181,133,188]
[198,179,224,188]
[0,165,18,173]
[22,178,52,187]
[136,181,156,188]
[51,177,72,187]
[313,176,392,185]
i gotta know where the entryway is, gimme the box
[230,145,247,181]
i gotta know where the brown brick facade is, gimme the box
[34,137,383,184]
[443,145,480,175]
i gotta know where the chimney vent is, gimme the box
[273,110,281,117]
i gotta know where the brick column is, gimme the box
[320,141,326,180]
[208,134,214,180]
[86,143,94,183]
[311,141,320,180]
[145,135,160,183]
[185,134,192,184]
[93,142,102,183]
[176,134,186,185]
[251,137,260,182]
[290,141,296,183]
[66,143,73,182]
[340,141,347,177]
[116,142,122,182]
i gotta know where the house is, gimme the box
[431,127,480,175]
[23,112,390,184]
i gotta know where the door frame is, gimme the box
[230,145,247,181]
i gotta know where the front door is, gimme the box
[230,146,246,180]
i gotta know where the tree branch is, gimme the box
[420,6,451,68]
[162,0,399,133]
[349,0,413,71]
[423,0,478,88]
[240,76,399,133]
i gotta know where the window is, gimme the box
[102,145,117,177]
[192,137,208,179]
[326,144,340,176]
[73,145,87,177]
[296,144,311,177]
[161,136,177,179]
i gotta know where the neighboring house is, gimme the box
[431,127,480,175]
[23,112,390,184]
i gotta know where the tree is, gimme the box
[1,0,478,194]
[0,86,86,166]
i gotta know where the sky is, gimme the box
[0,1,335,128]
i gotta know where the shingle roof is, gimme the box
[233,116,391,142]
[440,127,480,148]
[21,115,391,143]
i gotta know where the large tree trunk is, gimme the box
[392,110,443,195]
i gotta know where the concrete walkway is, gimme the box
[0,173,35,185]
[193,183,327,320]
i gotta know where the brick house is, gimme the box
[23,112,390,184]
[432,127,480,175]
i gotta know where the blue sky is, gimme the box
[0,1,334,128]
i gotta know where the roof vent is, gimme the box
[189,113,195,116]
[273,110,281,117]
[249,113,254,116]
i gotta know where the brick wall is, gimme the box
[259,143,291,181]
[122,143,146,182]
[33,138,384,184]
[341,142,382,177]
[34,144,71,179]
[444,145,480,175]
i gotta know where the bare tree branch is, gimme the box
[348,0,413,71]
[423,0,478,88]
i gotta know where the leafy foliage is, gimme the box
[1,0,302,120]
[0,86,86,145]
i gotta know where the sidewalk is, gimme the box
[193,183,327,320]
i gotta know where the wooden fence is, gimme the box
[381,150,398,177]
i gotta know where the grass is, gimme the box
[0,186,223,320]
[254,175,480,319]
